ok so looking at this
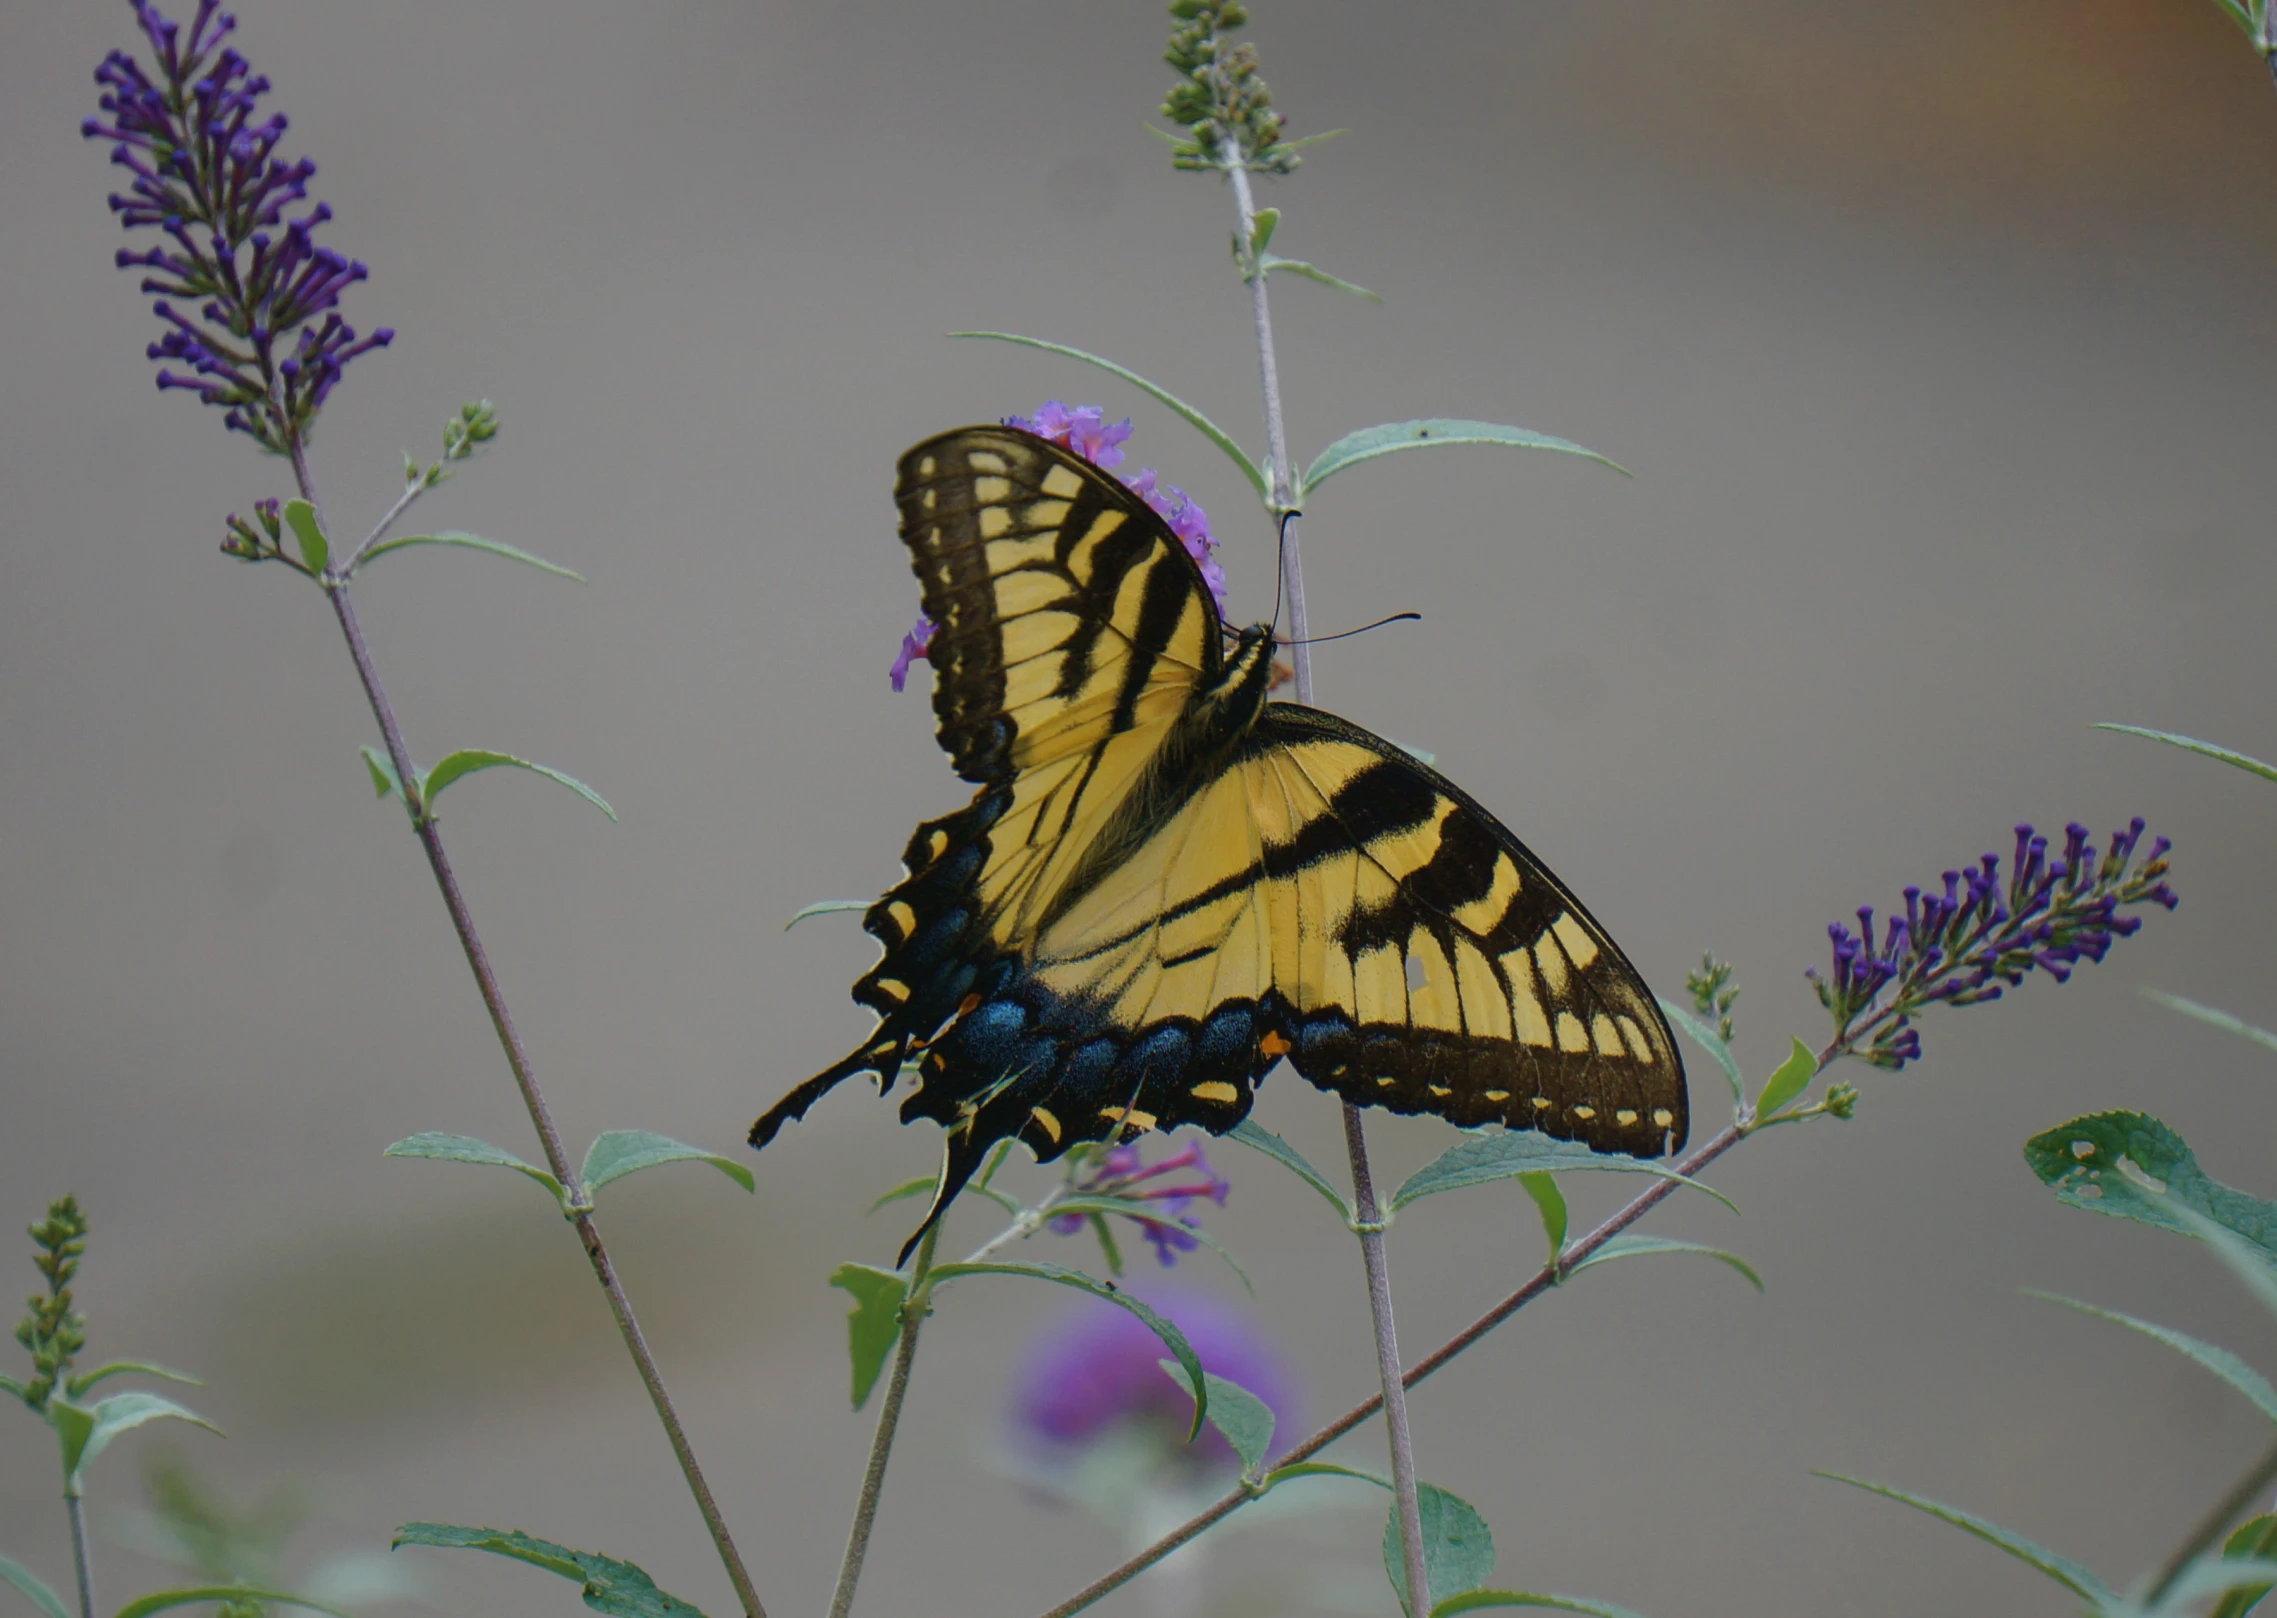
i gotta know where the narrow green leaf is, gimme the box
[1656,997,1744,1109]
[1751,1037,1819,1124]
[2141,989,2277,1059]
[1249,207,1280,256]
[0,1553,69,1618]
[1385,1483,1495,1618]
[66,1360,200,1398]
[2026,1292,2277,1424]
[1261,1460,1390,1492]
[829,1264,908,1411]
[1433,1594,1654,1618]
[1087,1211,1125,1277]
[58,1392,221,1481]
[0,1372,24,1400]
[421,750,616,821]
[785,899,871,931]
[1041,1194,1250,1288]
[1518,1172,1566,1262]
[927,1260,1207,1439]
[1261,255,1381,301]
[867,1175,1021,1218]
[2152,1559,2277,1612]
[1224,1118,1352,1219]
[2094,724,2277,786]
[358,531,584,581]
[2214,1515,2277,1618]
[1390,1131,1736,1216]
[113,1590,353,1618]
[581,1130,753,1196]
[1565,1234,1763,1291]
[1157,1360,1276,1475]
[1814,1473,2112,1602]
[2022,1112,2277,1265]
[390,1525,708,1618]
[2167,1201,2277,1324]
[1302,420,1625,499]
[946,332,1269,503]
[360,746,403,801]
[2207,0,2257,36]
[383,1132,563,1198]
[281,499,328,573]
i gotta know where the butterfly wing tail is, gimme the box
[750,1041,901,1150]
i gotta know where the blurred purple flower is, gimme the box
[889,612,936,692]
[84,0,390,454]
[1007,401,1133,471]
[1049,1135,1231,1267]
[1010,1290,1297,1479]
[1810,818,2177,1070]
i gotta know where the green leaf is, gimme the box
[1261,1460,1390,1492]
[829,1264,908,1411]
[581,1130,753,1196]
[867,1175,1021,1218]
[1432,1594,1654,1618]
[1224,1118,1353,1219]
[2206,0,2257,37]
[2025,1292,2277,1424]
[281,499,328,574]
[2215,1515,2277,1618]
[2154,1560,2277,1613]
[1390,1131,1737,1216]
[1385,1483,1495,1618]
[2094,724,2277,786]
[360,746,404,801]
[1518,1172,1567,1263]
[113,1590,354,1618]
[54,1392,221,1482]
[65,1360,200,1398]
[785,899,871,931]
[383,1132,563,1199]
[2022,1112,2277,1265]
[1042,1193,1250,1288]
[1656,997,1744,1109]
[1248,207,1280,256]
[421,750,616,821]
[1566,1234,1762,1291]
[1813,1473,2111,1603]
[1751,1037,1819,1125]
[389,1525,708,1618]
[1302,420,1625,499]
[1261,255,1380,301]
[946,332,1269,504]
[927,1260,1207,1439]
[2167,1201,2277,1324]
[358,531,584,581]
[2141,989,2277,1059]
[1157,1359,1276,1475]
[0,1553,69,1618]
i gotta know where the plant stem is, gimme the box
[1223,142,1430,1609]
[828,1221,945,1618]
[1028,1121,1749,1618]
[64,1492,93,1618]
[278,425,765,1618]
[2143,1433,2277,1609]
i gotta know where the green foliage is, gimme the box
[0,1553,69,1618]
[1432,1595,1655,1618]
[280,500,327,575]
[1656,996,1744,1111]
[1384,1483,1493,1618]
[68,1361,199,1399]
[1750,1038,1819,1127]
[1160,0,1299,174]
[128,1450,305,1618]
[1155,1359,1276,1476]
[1814,1473,2112,1605]
[1301,420,1625,497]
[2215,1515,2277,1618]
[357,532,583,581]
[390,1526,707,1618]
[14,1197,90,1412]
[828,1264,907,1411]
[580,1132,753,1197]
[2026,1292,2277,1424]
[2141,989,2277,1059]
[1390,1131,1736,1216]
[358,747,402,801]
[1518,1173,1566,1264]
[111,1589,352,1618]
[53,1393,222,1488]
[947,332,1270,502]
[421,750,616,822]
[1564,1235,1762,1293]
[1684,955,1739,1043]
[2023,1112,2277,1265]
[1043,1194,1249,1287]
[382,1133,563,1199]
[2095,725,2277,787]
[866,1174,1020,1219]
[1223,1117,1352,1219]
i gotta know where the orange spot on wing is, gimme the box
[1260,1031,1292,1059]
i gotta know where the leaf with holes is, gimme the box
[1386,1483,1496,1618]
[1814,1474,2110,1604]
[581,1131,753,1197]
[1391,1131,1735,1215]
[390,1524,707,1618]
[1157,1360,1276,1476]
[829,1264,907,1411]
[2022,1112,2277,1265]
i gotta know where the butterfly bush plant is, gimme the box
[9,2,2262,1618]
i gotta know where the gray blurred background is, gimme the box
[5,1,2277,1613]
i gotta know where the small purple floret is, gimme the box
[1047,1134,1231,1267]
[889,613,936,692]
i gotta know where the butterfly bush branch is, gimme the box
[827,1221,944,1618]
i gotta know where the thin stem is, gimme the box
[1028,1122,1749,1618]
[341,475,430,572]
[65,1492,94,1618]
[2142,1433,2277,1609]
[829,1221,945,1618]
[1343,1108,1431,1613]
[1223,155,1311,689]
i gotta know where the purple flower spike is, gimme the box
[1806,819,2177,1071]
[85,1,388,454]
[1010,1289,1298,1480]
[1046,1133,1232,1268]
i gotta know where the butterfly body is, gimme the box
[753,426,1686,1251]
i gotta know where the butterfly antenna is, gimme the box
[1282,611,1422,648]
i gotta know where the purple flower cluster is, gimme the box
[890,403,1228,689]
[1810,819,2177,1069]
[84,0,389,453]
[1050,1136,1231,1267]
[1010,1289,1296,1479]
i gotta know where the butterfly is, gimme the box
[752,425,1687,1258]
